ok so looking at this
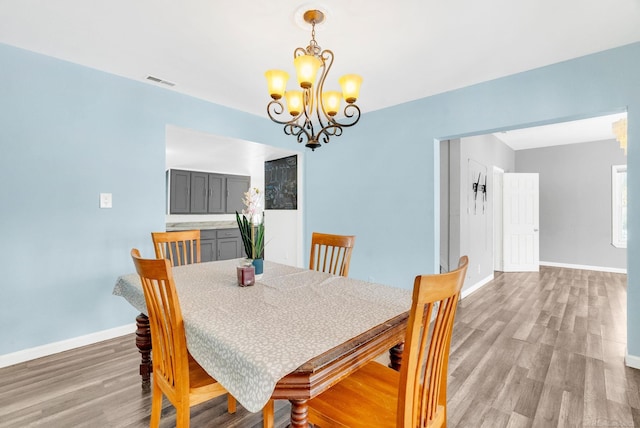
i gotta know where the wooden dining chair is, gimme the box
[262,232,356,427]
[130,248,236,427]
[151,230,201,266]
[305,256,469,428]
[309,232,356,277]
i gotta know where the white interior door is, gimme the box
[503,173,539,272]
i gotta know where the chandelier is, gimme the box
[264,10,363,151]
[612,118,628,155]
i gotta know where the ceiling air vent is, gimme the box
[145,75,176,87]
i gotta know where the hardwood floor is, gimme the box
[448,267,636,428]
[0,266,636,427]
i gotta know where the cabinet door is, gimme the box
[217,228,243,260]
[226,176,250,214]
[190,172,209,214]
[207,174,225,213]
[217,238,240,260]
[200,230,217,262]
[170,170,191,214]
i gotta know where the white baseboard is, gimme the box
[539,261,627,274]
[461,273,495,299]
[0,323,136,369]
[626,353,640,369]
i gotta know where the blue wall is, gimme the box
[305,43,640,356]
[0,43,285,354]
[2,42,639,358]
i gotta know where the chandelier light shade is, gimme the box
[293,54,322,89]
[612,118,628,155]
[339,74,363,104]
[322,91,341,116]
[285,91,303,116]
[264,70,289,99]
[265,9,363,151]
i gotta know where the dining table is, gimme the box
[113,259,411,427]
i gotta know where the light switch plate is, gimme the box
[100,193,112,208]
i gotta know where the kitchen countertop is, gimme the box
[166,221,238,231]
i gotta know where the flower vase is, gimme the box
[252,258,264,279]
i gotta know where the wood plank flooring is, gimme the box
[448,267,636,428]
[0,266,636,427]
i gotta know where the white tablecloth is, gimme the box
[113,259,411,412]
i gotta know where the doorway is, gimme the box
[440,111,628,291]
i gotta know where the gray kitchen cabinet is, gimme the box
[168,169,250,214]
[190,172,209,214]
[216,229,243,260]
[207,174,225,213]
[169,170,191,214]
[198,228,245,262]
[200,229,217,262]
[226,176,250,214]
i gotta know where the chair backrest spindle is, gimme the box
[309,232,356,277]
[152,230,201,266]
[130,249,190,396]
[397,255,468,427]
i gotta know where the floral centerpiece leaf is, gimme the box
[236,188,265,260]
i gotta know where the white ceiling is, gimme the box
[1,0,638,160]
[165,126,297,176]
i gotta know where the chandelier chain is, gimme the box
[307,21,321,57]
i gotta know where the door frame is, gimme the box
[493,166,504,271]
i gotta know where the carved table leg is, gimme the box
[289,399,310,428]
[388,342,404,371]
[135,313,152,391]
